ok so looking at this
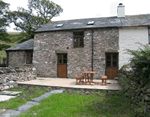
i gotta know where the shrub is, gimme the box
[118,44,150,116]
[127,44,150,87]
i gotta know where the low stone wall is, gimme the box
[0,67,37,91]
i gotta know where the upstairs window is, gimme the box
[148,27,150,44]
[25,50,33,64]
[73,31,84,48]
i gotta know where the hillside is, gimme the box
[0,32,30,59]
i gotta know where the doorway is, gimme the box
[57,54,67,78]
[105,53,118,79]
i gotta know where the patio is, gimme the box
[17,77,122,90]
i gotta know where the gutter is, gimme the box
[91,30,94,71]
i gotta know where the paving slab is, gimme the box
[32,90,63,102]
[17,101,39,112]
[0,95,15,102]
[10,91,21,96]
[0,110,21,117]
[32,93,52,102]
[50,89,64,94]
[0,91,21,96]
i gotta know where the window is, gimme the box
[148,27,150,44]
[57,54,67,64]
[73,31,84,47]
[106,53,118,68]
[25,50,33,64]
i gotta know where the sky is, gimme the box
[3,0,150,32]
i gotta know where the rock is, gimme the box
[13,78,18,81]
[5,68,16,73]
[86,91,90,94]
[0,109,6,114]
[0,70,4,74]
[9,81,14,84]
[15,69,24,72]
[32,68,36,71]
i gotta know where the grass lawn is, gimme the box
[0,86,52,109]
[19,90,135,117]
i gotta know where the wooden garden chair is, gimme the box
[76,75,84,85]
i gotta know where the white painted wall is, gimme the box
[119,27,148,68]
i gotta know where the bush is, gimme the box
[127,44,150,87]
[118,44,150,116]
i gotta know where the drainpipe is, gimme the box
[91,30,94,71]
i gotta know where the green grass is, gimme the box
[0,86,52,109]
[19,90,135,117]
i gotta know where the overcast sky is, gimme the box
[3,0,150,32]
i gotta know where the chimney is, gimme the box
[117,3,125,17]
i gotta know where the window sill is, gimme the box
[73,46,84,48]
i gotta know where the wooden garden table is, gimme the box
[82,71,96,85]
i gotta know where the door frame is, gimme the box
[57,53,68,78]
[105,52,119,78]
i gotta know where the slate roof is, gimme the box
[6,39,34,51]
[36,14,150,32]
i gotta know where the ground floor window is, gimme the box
[25,50,33,64]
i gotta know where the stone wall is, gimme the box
[34,28,119,78]
[7,50,33,67]
[7,51,25,67]
[0,67,37,91]
[93,28,119,77]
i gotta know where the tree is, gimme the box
[28,0,63,20]
[9,0,63,39]
[0,0,10,42]
[0,0,9,31]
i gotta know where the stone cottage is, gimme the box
[6,3,150,79]
[6,39,34,67]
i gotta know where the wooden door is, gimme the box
[105,53,118,79]
[57,54,67,78]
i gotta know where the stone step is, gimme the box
[0,91,21,96]
[0,95,16,102]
